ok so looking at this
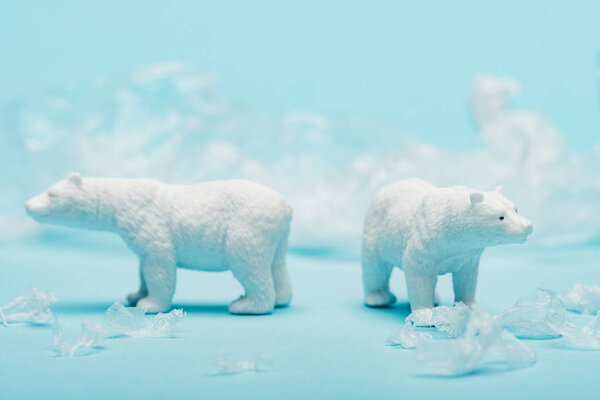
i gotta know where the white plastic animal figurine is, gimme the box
[362,178,532,311]
[25,173,293,315]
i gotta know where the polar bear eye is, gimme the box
[499,216,505,221]
[48,192,57,198]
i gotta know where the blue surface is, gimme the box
[1,241,599,400]
[1,2,599,398]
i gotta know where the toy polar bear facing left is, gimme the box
[25,173,293,314]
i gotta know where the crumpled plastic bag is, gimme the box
[208,355,275,375]
[387,319,432,349]
[414,306,536,376]
[104,301,184,337]
[557,313,600,349]
[561,284,600,315]
[497,288,568,339]
[53,319,106,357]
[0,288,57,325]
[497,288,600,348]
[408,302,472,337]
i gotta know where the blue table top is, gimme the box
[1,240,599,400]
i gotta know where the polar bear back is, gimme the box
[363,178,434,251]
[118,179,292,270]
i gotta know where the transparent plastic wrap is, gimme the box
[408,302,472,337]
[0,288,57,325]
[561,284,600,315]
[557,313,600,349]
[387,319,432,349]
[208,355,275,376]
[104,301,184,337]
[497,288,568,339]
[53,319,106,357]
[415,307,536,376]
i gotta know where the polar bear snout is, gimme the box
[25,193,50,219]
[509,216,533,243]
[523,220,533,236]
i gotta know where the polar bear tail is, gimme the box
[271,212,293,307]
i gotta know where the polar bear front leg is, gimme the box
[452,256,480,306]
[135,253,176,314]
[404,269,437,311]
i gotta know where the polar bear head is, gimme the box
[25,172,97,229]
[463,185,533,247]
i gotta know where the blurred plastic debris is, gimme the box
[414,306,536,376]
[557,313,600,349]
[499,288,600,349]
[209,355,275,376]
[387,320,432,349]
[561,284,600,315]
[497,288,568,339]
[409,302,472,337]
[104,301,184,337]
[0,288,57,326]
[53,319,106,357]
[393,287,600,376]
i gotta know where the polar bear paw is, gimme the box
[229,296,274,315]
[365,290,397,307]
[126,290,147,306]
[136,297,171,314]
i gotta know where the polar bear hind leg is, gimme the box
[271,223,292,307]
[127,266,148,306]
[362,246,396,307]
[226,225,277,315]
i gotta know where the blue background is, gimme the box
[1,1,600,399]
[2,0,599,150]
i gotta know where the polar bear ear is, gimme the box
[68,172,82,186]
[495,185,504,194]
[469,191,484,205]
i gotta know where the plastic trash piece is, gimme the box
[408,302,472,337]
[497,288,568,339]
[53,319,106,357]
[415,306,536,376]
[499,288,600,348]
[104,301,184,337]
[561,284,600,315]
[0,288,57,325]
[209,355,275,375]
[387,319,433,349]
[557,313,600,349]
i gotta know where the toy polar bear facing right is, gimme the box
[362,178,533,312]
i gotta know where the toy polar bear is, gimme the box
[362,178,533,312]
[25,173,293,314]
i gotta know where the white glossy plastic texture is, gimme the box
[53,319,106,357]
[561,284,600,315]
[0,288,57,325]
[104,301,184,338]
